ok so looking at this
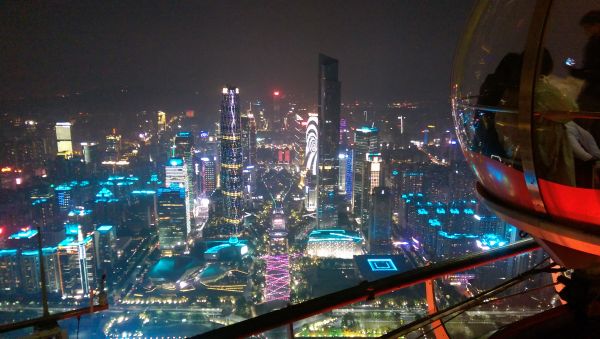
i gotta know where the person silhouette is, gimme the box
[568,10,600,140]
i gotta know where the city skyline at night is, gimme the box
[3,1,596,338]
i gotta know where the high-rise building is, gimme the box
[157,111,167,133]
[317,54,341,229]
[240,112,257,202]
[157,186,187,256]
[220,86,244,229]
[94,225,116,277]
[55,122,73,159]
[174,132,195,233]
[57,233,96,298]
[241,113,257,167]
[369,187,393,254]
[352,126,379,219]
[104,132,121,162]
[305,114,319,212]
[81,142,100,164]
[200,156,217,195]
[0,249,19,294]
[19,248,61,295]
[165,157,187,188]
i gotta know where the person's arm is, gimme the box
[579,124,600,159]
[566,122,594,161]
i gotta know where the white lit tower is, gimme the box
[174,132,196,233]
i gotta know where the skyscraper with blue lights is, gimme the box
[220,86,244,229]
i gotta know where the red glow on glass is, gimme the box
[273,91,280,96]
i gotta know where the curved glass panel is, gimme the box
[452,1,536,209]
[535,0,600,224]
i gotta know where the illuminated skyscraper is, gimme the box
[94,225,116,276]
[174,132,195,232]
[19,248,61,295]
[104,132,121,162]
[352,126,379,219]
[57,232,96,298]
[317,54,341,229]
[241,112,257,167]
[200,156,217,194]
[220,86,244,228]
[0,250,20,294]
[157,186,187,256]
[241,112,257,202]
[165,157,187,188]
[55,122,73,159]
[157,111,167,133]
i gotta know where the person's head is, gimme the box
[580,10,600,36]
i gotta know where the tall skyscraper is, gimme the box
[241,112,257,167]
[369,187,392,254]
[352,126,379,220]
[57,232,96,298]
[94,225,116,276]
[241,112,257,202]
[200,156,217,195]
[55,122,73,159]
[220,86,244,229]
[174,132,195,233]
[317,54,341,229]
[157,186,187,256]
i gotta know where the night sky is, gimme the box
[0,1,475,106]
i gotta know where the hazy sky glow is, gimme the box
[0,1,474,104]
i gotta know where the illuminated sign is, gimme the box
[367,258,398,272]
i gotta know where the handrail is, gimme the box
[0,303,109,334]
[194,238,540,339]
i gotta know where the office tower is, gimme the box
[81,142,99,164]
[55,122,73,159]
[157,186,187,256]
[250,100,268,131]
[157,111,167,133]
[338,151,347,194]
[220,86,244,228]
[272,90,283,131]
[352,126,379,219]
[367,153,383,194]
[0,250,19,294]
[174,132,195,233]
[317,54,341,229]
[200,156,217,194]
[54,184,73,212]
[344,150,353,202]
[305,114,319,212]
[19,248,61,295]
[94,225,116,276]
[165,157,186,188]
[57,232,96,298]
[31,190,56,230]
[241,112,257,202]
[240,112,257,167]
[104,132,121,162]
[369,187,393,254]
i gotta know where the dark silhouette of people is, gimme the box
[472,53,522,160]
[569,11,600,112]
